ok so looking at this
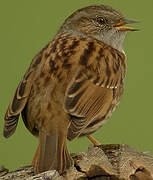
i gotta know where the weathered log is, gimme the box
[1,144,153,180]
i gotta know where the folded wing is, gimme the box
[64,46,124,140]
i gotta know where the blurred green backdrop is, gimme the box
[0,0,152,171]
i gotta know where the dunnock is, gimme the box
[3,4,137,174]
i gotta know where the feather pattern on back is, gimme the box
[63,38,126,140]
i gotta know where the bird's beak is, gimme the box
[114,18,139,31]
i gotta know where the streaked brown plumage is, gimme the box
[3,4,137,174]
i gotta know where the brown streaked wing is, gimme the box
[4,71,34,138]
[64,44,125,140]
[3,47,46,138]
[87,46,124,89]
[64,70,113,140]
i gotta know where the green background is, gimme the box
[0,0,152,171]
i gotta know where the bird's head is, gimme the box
[60,4,138,51]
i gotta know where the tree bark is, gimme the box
[1,144,153,180]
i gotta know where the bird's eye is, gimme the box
[96,16,106,24]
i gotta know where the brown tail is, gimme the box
[33,131,73,174]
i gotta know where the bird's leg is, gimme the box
[87,135,101,146]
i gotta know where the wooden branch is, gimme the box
[1,144,153,180]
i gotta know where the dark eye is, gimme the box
[96,16,106,24]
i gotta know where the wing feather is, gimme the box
[3,50,43,138]
[4,75,33,138]
[64,46,125,140]
[65,71,113,140]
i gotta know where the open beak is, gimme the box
[114,18,139,31]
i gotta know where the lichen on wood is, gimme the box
[1,144,153,180]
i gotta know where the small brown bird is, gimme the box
[3,4,137,174]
